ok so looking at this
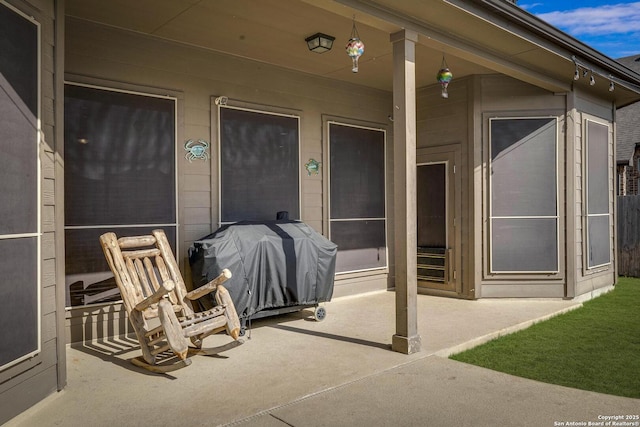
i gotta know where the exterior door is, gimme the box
[416,147,460,294]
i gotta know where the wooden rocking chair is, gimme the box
[99,229,243,373]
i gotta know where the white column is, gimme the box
[390,29,421,354]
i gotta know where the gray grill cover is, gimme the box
[189,221,337,319]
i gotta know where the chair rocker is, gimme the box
[100,229,243,373]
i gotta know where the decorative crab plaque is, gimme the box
[184,139,209,162]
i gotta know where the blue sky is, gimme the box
[520,1,640,59]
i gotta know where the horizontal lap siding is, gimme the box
[64,17,392,320]
[416,79,469,295]
[66,18,390,251]
[417,79,468,148]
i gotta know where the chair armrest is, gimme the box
[185,269,232,300]
[135,280,175,311]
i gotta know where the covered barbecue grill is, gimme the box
[189,221,337,330]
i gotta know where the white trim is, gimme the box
[330,218,386,222]
[335,266,388,276]
[64,223,177,230]
[63,81,176,101]
[0,233,40,240]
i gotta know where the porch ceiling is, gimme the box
[64,0,634,103]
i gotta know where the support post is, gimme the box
[390,29,421,354]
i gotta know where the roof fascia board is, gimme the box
[467,0,640,89]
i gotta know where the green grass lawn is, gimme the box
[450,277,640,398]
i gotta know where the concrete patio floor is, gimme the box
[6,290,639,426]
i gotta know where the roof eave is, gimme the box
[468,0,640,96]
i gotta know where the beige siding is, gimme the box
[63,18,392,322]
[415,78,471,296]
[480,74,566,110]
[475,75,567,298]
[417,77,469,149]
[66,303,132,343]
[417,74,574,298]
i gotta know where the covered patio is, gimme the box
[8,290,640,426]
[4,0,640,423]
[57,0,640,356]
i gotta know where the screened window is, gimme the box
[585,120,611,269]
[219,107,300,223]
[329,122,386,273]
[64,83,177,307]
[0,1,40,370]
[489,117,558,273]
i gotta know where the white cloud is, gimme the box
[536,2,640,36]
[519,3,544,10]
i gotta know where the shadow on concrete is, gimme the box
[270,324,391,350]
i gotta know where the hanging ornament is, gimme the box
[346,16,365,73]
[436,56,453,99]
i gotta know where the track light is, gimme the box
[571,56,619,91]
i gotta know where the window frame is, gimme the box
[487,116,560,275]
[216,104,301,226]
[0,0,41,371]
[63,81,179,308]
[584,117,612,271]
[327,121,388,275]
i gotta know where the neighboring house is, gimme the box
[3,0,640,422]
[616,55,640,195]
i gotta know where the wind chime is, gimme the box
[346,16,365,73]
[436,56,453,98]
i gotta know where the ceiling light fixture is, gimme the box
[305,33,335,53]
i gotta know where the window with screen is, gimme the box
[585,120,611,269]
[219,107,300,223]
[489,117,558,273]
[329,122,386,273]
[64,83,177,307]
[0,1,40,370]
